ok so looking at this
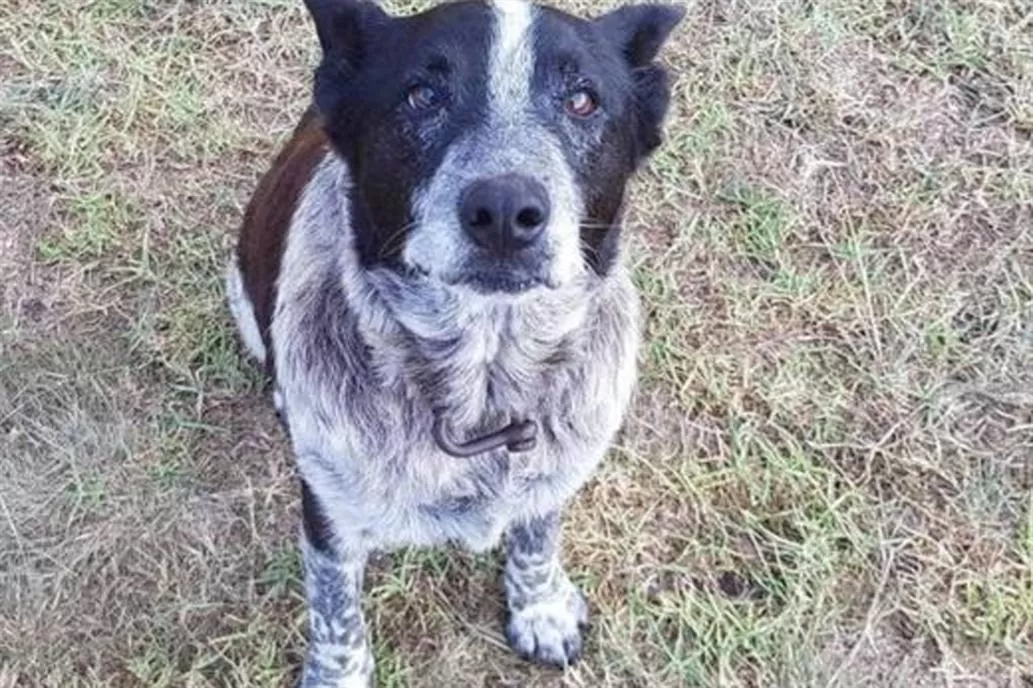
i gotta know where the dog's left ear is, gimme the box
[595,4,686,68]
[596,4,686,158]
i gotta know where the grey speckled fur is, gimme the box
[274,153,640,554]
[249,153,640,685]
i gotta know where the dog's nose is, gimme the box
[459,175,550,252]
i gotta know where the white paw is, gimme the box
[506,579,589,667]
[301,645,373,688]
[303,669,369,685]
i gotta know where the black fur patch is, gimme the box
[301,479,337,553]
[313,2,495,268]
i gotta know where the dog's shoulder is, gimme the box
[237,108,330,359]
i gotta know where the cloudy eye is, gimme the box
[564,88,599,118]
[407,84,441,111]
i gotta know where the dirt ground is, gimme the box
[1,0,1031,686]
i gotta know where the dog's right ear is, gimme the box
[306,0,389,118]
[304,0,388,69]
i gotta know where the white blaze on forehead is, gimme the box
[490,0,536,120]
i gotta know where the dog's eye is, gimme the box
[407,84,441,111]
[564,88,599,118]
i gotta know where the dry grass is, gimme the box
[1,0,1032,685]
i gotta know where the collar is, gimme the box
[432,416,538,458]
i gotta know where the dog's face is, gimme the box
[308,0,683,294]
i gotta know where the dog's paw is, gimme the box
[300,644,373,688]
[506,580,589,668]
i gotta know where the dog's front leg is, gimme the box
[300,483,373,688]
[504,511,589,668]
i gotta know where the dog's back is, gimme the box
[228,109,327,368]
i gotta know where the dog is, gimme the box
[227,0,683,684]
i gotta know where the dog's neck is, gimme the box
[348,266,596,432]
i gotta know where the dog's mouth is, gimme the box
[407,263,552,295]
[461,271,548,294]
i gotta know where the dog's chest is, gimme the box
[288,338,623,551]
[280,295,638,551]
[402,441,575,551]
[403,361,605,546]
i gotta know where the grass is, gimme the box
[1,0,1032,685]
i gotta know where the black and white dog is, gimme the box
[227,0,683,684]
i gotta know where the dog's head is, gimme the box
[307,0,683,294]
